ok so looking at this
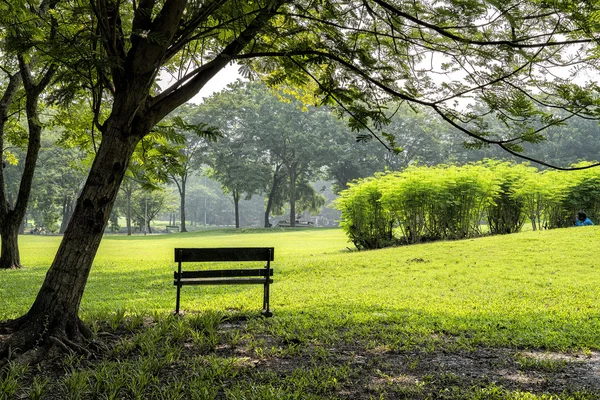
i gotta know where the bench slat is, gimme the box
[175,269,273,279]
[175,278,274,286]
[175,247,274,262]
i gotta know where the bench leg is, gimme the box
[261,282,272,317]
[175,284,182,315]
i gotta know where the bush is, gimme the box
[335,160,600,250]
[486,162,526,235]
[334,176,396,250]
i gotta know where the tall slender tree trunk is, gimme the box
[0,57,50,269]
[126,189,132,235]
[0,71,23,269]
[59,196,73,234]
[179,177,187,232]
[233,190,240,228]
[264,193,275,228]
[264,166,283,228]
[288,165,297,227]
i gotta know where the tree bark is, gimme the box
[288,164,298,227]
[179,176,187,232]
[0,124,142,361]
[264,165,283,227]
[0,223,21,269]
[233,189,240,228]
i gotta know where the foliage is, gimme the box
[334,176,396,250]
[194,81,341,226]
[153,111,221,231]
[336,163,498,248]
[485,161,528,235]
[129,188,175,234]
[336,160,600,249]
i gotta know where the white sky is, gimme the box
[189,63,243,104]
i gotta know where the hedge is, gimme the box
[334,160,599,250]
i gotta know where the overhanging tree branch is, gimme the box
[148,1,287,124]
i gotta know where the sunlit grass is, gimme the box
[1,226,600,351]
[2,227,600,398]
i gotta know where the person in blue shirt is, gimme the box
[576,211,594,226]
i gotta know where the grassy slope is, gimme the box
[1,226,599,351]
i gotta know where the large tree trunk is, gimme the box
[0,123,141,364]
[0,0,282,367]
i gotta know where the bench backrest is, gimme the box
[174,247,274,263]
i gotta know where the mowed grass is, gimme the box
[2,226,600,351]
[3,227,600,399]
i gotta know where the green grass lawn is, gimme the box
[3,226,599,350]
[2,227,600,399]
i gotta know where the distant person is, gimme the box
[576,211,594,226]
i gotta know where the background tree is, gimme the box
[198,81,338,226]
[0,5,58,268]
[130,187,172,234]
[158,113,220,232]
[182,175,220,228]
[207,132,270,228]
[27,140,87,233]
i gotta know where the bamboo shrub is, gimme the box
[335,160,600,251]
[380,168,440,244]
[561,162,600,224]
[431,164,496,239]
[511,165,546,231]
[486,162,527,234]
[334,176,396,250]
[542,169,577,229]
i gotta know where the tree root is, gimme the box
[59,336,92,358]
[0,314,29,334]
[0,263,23,270]
[1,314,103,366]
[78,318,93,340]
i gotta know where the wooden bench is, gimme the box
[165,225,179,233]
[173,247,274,317]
